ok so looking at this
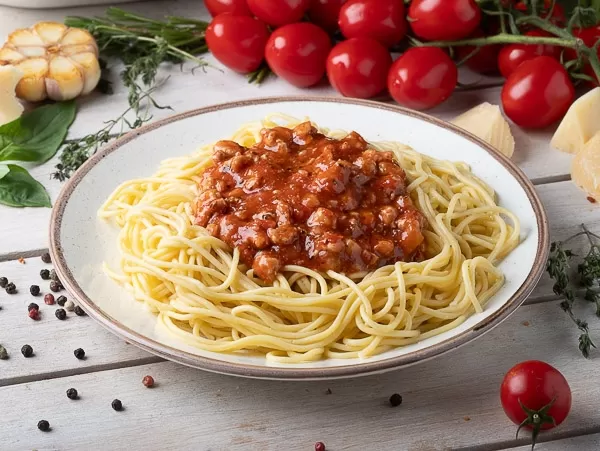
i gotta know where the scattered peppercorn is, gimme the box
[21,344,33,357]
[0,344,8,360]
[44,293,55,305]
[315,442,326,451]
[37,420,50,432]
[142,375,155,388]
[28,309,40,321]
[49,280,62,293]
[74,305,86,317]
[64,300,75,312]
[389,393,403,407]
[56,295,67,306]
[18,257,25,264]
[587,196,597,204]
[66,388,78,400]
[40,269,50,280]
[28,302,39,312]
[49,270,58,281]
[41,252,52,264]
[325,388,332,395]
[111,399,123,411]
[0,277,7,288]
[5,282,16,294]
[74,348,85,360]
[55,309,67,321]
[29,285,41,296]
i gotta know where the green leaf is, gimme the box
[0,164,51,208]
[0,101,76,164]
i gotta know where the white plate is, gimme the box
[50,97,549,380]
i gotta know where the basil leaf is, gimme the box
[0,164,51,208]
[0,101,76,164]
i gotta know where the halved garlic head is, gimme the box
[0,22,100,102]
[0,65,24,126]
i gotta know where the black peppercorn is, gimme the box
[21,344,34,358]
[49,280,62,293]
[111,399,123,411]
[49,269,58,281]
[74,348,85,360]
[40,269,50,280]
[41,252,52,264]
[0,344,8,360]
[0,277,7,288]
[28,303,39,312]
[56,295,67,306]
[389,393,403,407]
[6,282,16,294]
[74,305,86,316]
[37,420,50,431]
[29,285,40,296]
[66,388,78,400]
[55,309,67,321]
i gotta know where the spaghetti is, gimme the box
[99,114,520,363]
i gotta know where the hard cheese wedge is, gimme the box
[571,131,600,201]
[0,65,24,126]
[551,87,600,154]
[451,102,515,158]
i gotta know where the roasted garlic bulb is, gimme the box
[0,22,100,102]
[0,65,24,126]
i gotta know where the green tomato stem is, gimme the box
[417,33,577,49]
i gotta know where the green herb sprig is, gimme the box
[53,8,211,181]
[547,224,600,358]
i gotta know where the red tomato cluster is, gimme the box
[204,0,597,128]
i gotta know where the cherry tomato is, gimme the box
[388,47,457,111]
[206,14,269,73]
[326,38,391,98]
[247,0,311,27]
[408,0,481,42]
[265,22,331,88]
[501,361,571,444]
[498,30,560,78]
[204,0,252,17]
[456,30,501,75]
[338,0,407,48]
[308,0,346,34]
[501,56,574,129]
[565,26,600,62]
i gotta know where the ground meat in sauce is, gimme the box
[194,122,426,282]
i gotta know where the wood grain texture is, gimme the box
[1,299,599,451]
[0,256,158,387]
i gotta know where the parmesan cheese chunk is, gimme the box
[451,102,515,158]
[571,131,600,201]
[551,87,600,154]
[0,65,24,126]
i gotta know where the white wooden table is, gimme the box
[1,2,600,450]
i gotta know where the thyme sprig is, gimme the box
[52,8,210,180]
[547,224,600,358]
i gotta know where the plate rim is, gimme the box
[49,95,550,380]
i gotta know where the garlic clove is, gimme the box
[69,52,100,95]
[16,46,46,58]
[0,47,25,64]
[15,57,48,102]
[32,22,68,45]
[60,43,98,57]
[8,28,45,47]
[0,65,24,126]
[45,55,84,101]
[61,28,98,56]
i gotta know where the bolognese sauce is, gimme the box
[195,122,425,282]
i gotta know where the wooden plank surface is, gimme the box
[1,299,599,451]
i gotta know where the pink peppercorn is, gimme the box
[28,309,40,320]
[44,293,55,305]
[142,375,155,388]
[315,442,326,451]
